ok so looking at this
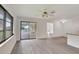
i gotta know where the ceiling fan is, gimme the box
[41,8,56,17]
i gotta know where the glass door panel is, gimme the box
[29,23,36,39]
[21,22,30,39]
[21,21,36,40]
[0,19,3,42]
[0,7,4,42]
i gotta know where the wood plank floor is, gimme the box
[11,37,79,54]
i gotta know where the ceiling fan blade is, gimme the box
[51,10,56,13]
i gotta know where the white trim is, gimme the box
[0,35,14,47]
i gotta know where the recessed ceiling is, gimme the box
[3,4,79,20]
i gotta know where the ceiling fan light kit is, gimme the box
[41,8,56,18]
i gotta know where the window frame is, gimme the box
[0,5,13,44]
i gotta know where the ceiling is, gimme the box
[4,4,79,20]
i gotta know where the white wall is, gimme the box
[51,16,79,37]
[16,16,79,41]
[0,35,16,54]
[64,17,79,34]
[15,16,66,41]
[52,20,65,37]
[16,17,54,40]
[0,5,16,54]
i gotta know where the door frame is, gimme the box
[20,21,37,40]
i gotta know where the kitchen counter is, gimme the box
[67,33,79,48]
[66,33,79,36]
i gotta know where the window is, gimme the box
[0,7,4,42]
[0,5,13,44]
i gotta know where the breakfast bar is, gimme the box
[67,33,79,48]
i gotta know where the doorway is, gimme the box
[20,21,37,40]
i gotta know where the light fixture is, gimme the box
[60,19,67,23]
[41,8,55,18]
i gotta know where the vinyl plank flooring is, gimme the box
[11,37,79,54]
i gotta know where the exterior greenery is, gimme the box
[0,5,13,44]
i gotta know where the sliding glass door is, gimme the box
[20,21,36,40]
